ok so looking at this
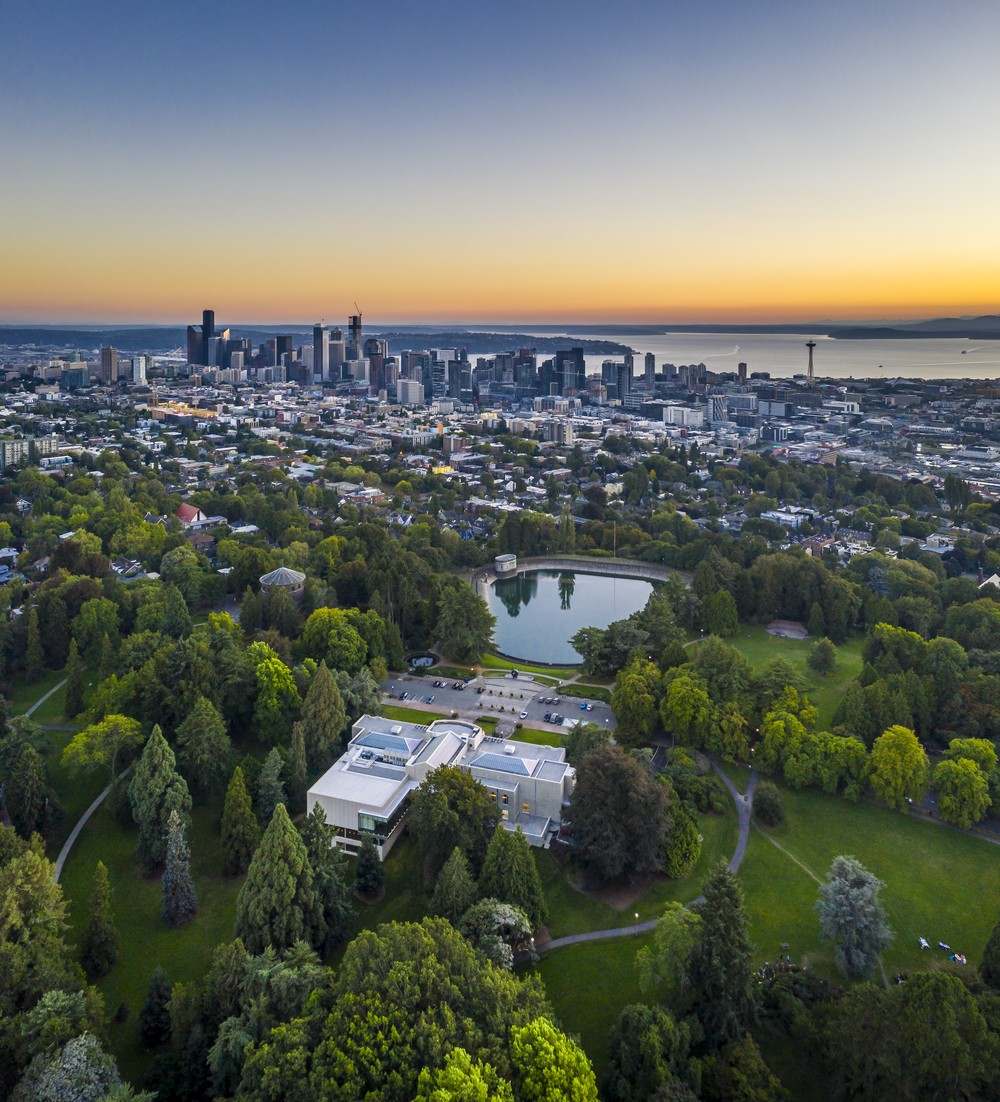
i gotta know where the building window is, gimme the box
[522,802,530,813]
[501,794,509,805]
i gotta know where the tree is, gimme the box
[430,846,478,924]
[128,725,192,873]
[287,723,308,815]
[71,596,120,665]
[807,637,838,675]
[301,607,367,674]
[10,1032,122,1102]
[175,695,231,797]
[25,609,45,682]
[817,855,893,978]
[753,781,784,826]
[702,589,739,637]
[436,584,496,663]
[250,645,301,744]
[981,911,1000,988]
[256,748,288,827]
[659,674,712,749]
[158,584,193,639]
[415,1048,514,1102]
[701,1035,782,1102]
[162,809,198,926]
[355,833,385,897]
[567,744,671,883]
[64,638,86,719]
[604,1003,699,1102]
[564,721,611,768]
[299,805,354,952]
[62,714,144,794]
[459,898,534,970]
[5,744,47,838]
[509,1017,598,1102]
[139,967,172,1045]
[933,757,991,828]
[80,860,118,976]
[234,803,320,953]
[294,660,347,771]
[869,725,929,811]
[663,809,701,879]
[221,765,260,876]
[635,902,702,1009]
[409,765,502,875]
[688,862,756,1049]
[478,825,547,929]
[611,659,662,749]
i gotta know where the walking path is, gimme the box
[539,763,758,954]
[24,677,67,718]
[53,767,131,883]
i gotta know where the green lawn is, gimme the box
[513,727,567,747]
[9,668,68,715]
[557,684,612,703]
[44,726,104,857]
[60,795,243,1085]
[480,653,579,680]
[533,932,650,1083]
[380,704,445,725]
[738,782,1000,978]
[723,627,865,729]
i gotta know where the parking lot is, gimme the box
[381,672,615,734]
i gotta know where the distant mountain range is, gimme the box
[1,315,998,353]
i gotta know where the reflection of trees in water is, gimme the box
[494,572,539,619]
[558,572,575,610]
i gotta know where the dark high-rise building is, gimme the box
[645,352,655,386]
[99,346,118,384]
[275,335,294,366]
[187,307,221,366]
[313,323,329,379]
[348,313,363,360]
[554,348,585,394]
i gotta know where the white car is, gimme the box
[519,711,528,719]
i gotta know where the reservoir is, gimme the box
[486,569,655,665]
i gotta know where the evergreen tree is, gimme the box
[128,725,192,873]
[294,660,348,772]
[256,748,287,827]
[430,846,478,924]
[234,803,320,953]
[221,766,260,876]
[159,585,193,640]
[162,809,198,926]
[264,584,301,639]
[478,825,547,929]
[97,632,114,682]
[688,862,757,1049]
[81,860,119,976]
[287,724,308,815]
[807,601,826,638]
[25,608,45,682]
[139,967,172,1046]
[239,585,264,635]
[300,804,354,952]
[355,833,385,897]
[6,743,48,838]
[64,638,86,720]
[175,695,231,797]
[981,912,1000,989]
[817,855,893,978]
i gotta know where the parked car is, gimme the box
[519,711,528,719]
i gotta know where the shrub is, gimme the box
[754,781,784,827]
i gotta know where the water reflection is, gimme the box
[495,572,539,619]
[558,572,575,610]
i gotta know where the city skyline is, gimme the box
[4,0,999,324]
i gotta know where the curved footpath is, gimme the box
[539,764,758,954]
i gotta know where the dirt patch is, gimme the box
[765,619,810,640]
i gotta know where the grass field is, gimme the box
[60,795,242,1085]
[9,668,68,715]
[380,704,445,725]
[480,653,579,680]
[722,626,865,729]
[738,782,1000,978]
[557,683,612,703]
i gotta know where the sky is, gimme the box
[3,0,999,325]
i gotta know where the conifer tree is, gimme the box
[688,862,757,1049]
[81,860,119,975]
[162,809,198,926]
[26,608,45,682]
[176,695,231,797]
[355,833,385,897]
[6,743,48,838]
[430,846,478,924]
[128,725,192,873]
[478,825,547,929]
[160,584,193,640]
[98,632,114,682]
[64,637,86,720]
[287,724,308,815]
[234,803,320,953]
[256,748,287,827]
[239,586,264,635]
[294,660,348,771]
[139,967,172,1046]
[300,804,354,952]
[221,766,260,876]
[981,912,1000,989]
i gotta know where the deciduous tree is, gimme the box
[410,765,502,875]
[509,1017,598,1102]
[63,714,144,793]
[869,725,929,811]
[933,756,991,828]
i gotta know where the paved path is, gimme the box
[539,763,758,954]
[24,677,67,718]
[53,766,132,883]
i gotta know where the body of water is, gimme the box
[486,569,654,665]
[469,328,1000,381]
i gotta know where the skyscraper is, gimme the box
[313,323,330,379]
[645,352,655,386]
[99,346,118,384]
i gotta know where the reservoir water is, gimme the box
[486,569,655,665]
[468,328,1000,381]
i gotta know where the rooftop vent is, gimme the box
[504,744,516,755]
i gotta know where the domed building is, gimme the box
[259,565,306,604]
